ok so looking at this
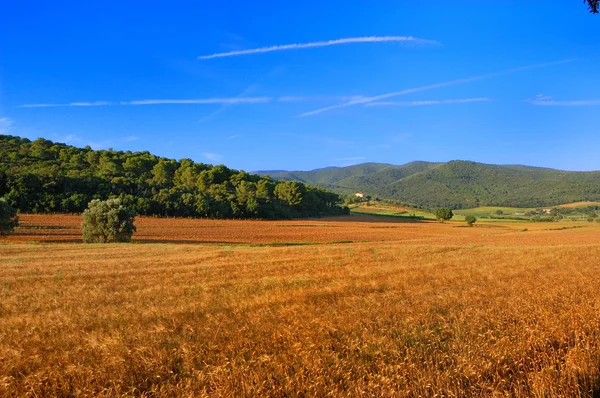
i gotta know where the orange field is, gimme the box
[5,213,600,247]
[2,215,600,396]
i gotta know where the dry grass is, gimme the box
[557,201,600,209]
[1,215,600,396]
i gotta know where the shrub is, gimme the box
[465,214,477,227]
[434,208,454,223]
[82,199,136,243]
[0,198,19,236]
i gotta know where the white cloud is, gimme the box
[125,97,271,105]
[56,134,81,144]
[526,96,600,106]
[19,101,113,108]
[87,140,112,150]
[0,117,13,133]
[198,36,438,60]
[227,134,243,140]
[298,59,574,117]
[366,98,491,107]
[122,135,139,142]
[277,95,366,102]
[203,152,222,162]
[199,83,262,123]
[19,98,272,108]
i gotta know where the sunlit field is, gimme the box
[2,215,600,396]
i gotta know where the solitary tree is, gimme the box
[434,208,454,223]
[465,214,477,227]
[82,199,136,243]
[0,198,19,236]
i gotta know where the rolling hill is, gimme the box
[257,161,600,209]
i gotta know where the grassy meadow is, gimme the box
[2,214,600,396]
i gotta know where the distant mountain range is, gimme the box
[256,161,600,209]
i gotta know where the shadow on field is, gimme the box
[134,239,243,245]
[322,213,429,223]
[34,239,246,245]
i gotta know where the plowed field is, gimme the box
[5,213,600,246]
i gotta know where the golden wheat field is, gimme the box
[2,214,600,397]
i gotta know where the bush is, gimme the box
[465,214,477,227]
[0,198,19,236]
[434,208,454,222]
[82,199,136,243]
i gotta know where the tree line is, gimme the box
[0,135,349,219]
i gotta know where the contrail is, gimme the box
[198,36,438,60]
[125,98,271,105]
[19,101,114,108]
[366,98,491,107]
[528,99,600,106]
[298,59,574,117]
[18,98,272,108]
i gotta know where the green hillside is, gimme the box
[258,160,600,209]
[0,135,348,219]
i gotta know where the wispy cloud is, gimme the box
[298,59,574,117]
[277,95,366,102]
[125,98,271,105]
[366,97,491,107]
[19,95,371,109]
[203,152,222,162]
[19,98,271,108]
[86,135,141,150]
[19,101,114,108]
[198,36,438,60]
[227,134,243,140]
[55,134,81,144]
[526,94,600,106]
[0,117,13,133]
[199,83,262,123]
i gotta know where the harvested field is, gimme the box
[1,215,600,396]
[6,213,600,247]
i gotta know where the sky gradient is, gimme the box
[1,1,599,171]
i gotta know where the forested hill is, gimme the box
[258,161,600,209]
[0,135,348,218]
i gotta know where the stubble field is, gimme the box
[1,214,600,396]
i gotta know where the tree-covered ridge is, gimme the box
[259,161,600,209]
[0,135,348,219]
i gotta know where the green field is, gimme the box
[351,202,600,223]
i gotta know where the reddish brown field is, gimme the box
[1,215,600,397]
[6,213,600,247]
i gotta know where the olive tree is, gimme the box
[0,198,19,236]
[434,208,454,223]
[465,214,477,227]
[82,199,136,243]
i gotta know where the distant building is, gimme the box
[355,192,365,198]
[543,208,552,214]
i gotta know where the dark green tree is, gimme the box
[82,199,136,243]
[0,198,19,236]
[434,208,454,222]
[465,214,477,227]
[0,134,348,220]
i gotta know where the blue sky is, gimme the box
[1,1,599,171]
